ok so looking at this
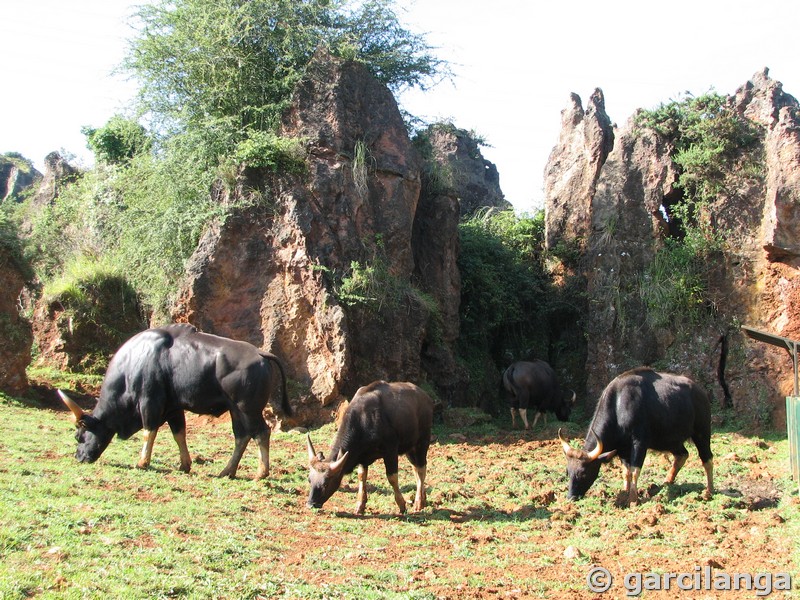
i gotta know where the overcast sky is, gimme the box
[3,0,799,214]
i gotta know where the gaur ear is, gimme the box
[598,450,617,463]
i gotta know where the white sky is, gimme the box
[2,1,799,214]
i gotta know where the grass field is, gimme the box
[0,389,797,599]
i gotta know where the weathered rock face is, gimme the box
[31,152,79,208]
[0,247,32,395]
[583,117,678,395]
[546,69,800,427]
[543,89,614,250]
[421,124,509,217]
[0,154,41,203]
[172,53,468,420]
[31,278,147,375]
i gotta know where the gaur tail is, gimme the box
[502,364,514,394]
[716,333,732,409]
[260,352,292,416]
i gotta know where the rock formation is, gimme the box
[419,124,509,217]
[0,154,41,203]
[30,152,79,208]
[172,53,473,421]
[545,68,800,427]
[0,243,32,395]
[543,89,614,250]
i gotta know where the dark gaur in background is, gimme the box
[60,323,291,479]
[560,367,713,506]
[502,360,576,430]
[306,381,433,515]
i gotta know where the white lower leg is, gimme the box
[387,472,407,514]
[356,465,368,514]
[172,429,192,473]
[412,465,427,511]
[138,429,158,469]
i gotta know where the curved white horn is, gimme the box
[558,428,572,454]
[570,390,577,405]
[329,450,349,473]
[58,389,86,424]
[586,439,604,462]
[306,434,317,462]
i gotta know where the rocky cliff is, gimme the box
[418,123,509,217]
[172,53,474,421]
[1,154,41,203]
[545,68,800,427]
[0,244,31,395]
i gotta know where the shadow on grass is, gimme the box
[330,499,554,524]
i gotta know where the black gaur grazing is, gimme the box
[306,381,433,515]
[560,367,713,506]
[502,360,576,429]
[59,324,291,479]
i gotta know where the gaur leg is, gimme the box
[383,453,407,514]
[137,391,168,470]
[692,430,714,500]
[412,464,427,511]
[218,414,251,478]
[138,429,158,469]
[518,389,531,430]
[356,464,368,515]
[626,443,648,506]
[624,465,642,506]
[702,459,714,500]
[219,436,251,478]
[620,460,630,492]
[509,394,520,428]
[253,428,271,480]
[665,449,689,484]
[167,411,191,473]
[531,411,547,429]
[518,409,530,430]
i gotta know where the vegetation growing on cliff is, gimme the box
[457,209,583,409]
[16,0,447,324]
[635,93,765,330]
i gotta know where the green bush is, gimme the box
[457,209,561,405]
[635,92,765,332]
[82,116,152,165]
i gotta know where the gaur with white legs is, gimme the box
[560,367,713,506]
[503,360,575,430]
[306,381,433,515]
[60,324,291,479]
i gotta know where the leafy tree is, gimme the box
[123,0,447,167]
[82,116,152,165]
[457,211,548,392]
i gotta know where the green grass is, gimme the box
[0,390,797,598]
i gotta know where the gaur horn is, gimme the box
[306,434,317,462]
[58,389,85,424]
[558,428,572,454]
[330,450,349,473]
[586,439,604,462]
